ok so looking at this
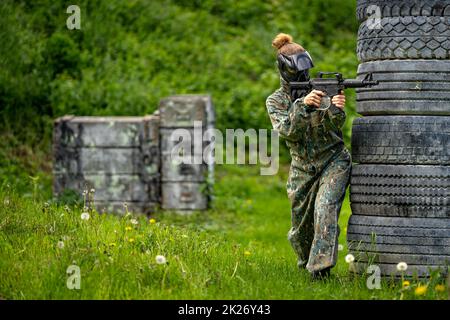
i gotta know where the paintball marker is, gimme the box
[289,72,379,110]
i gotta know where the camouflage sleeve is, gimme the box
[328,104,346,130]
[266,94,310,142]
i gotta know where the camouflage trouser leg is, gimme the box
[287,149,351,272]
[306,150,351,272]
[287,172,318,269]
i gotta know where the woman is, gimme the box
[266,33,351,279]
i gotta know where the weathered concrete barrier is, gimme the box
[53,115,160,214]
[53,95,215,214]
[159,95,215,211]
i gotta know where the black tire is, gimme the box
[347,215,450,276]
[351,116,449,165]
[356,60,450,115]
[350,164,450,218]
[357,16,450,62]
[356,0,450,23]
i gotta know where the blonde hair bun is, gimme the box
[272,33,293,50]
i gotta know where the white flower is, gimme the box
[81,212,90,220]
[130,219,138,225]
[345,254,355,263]
[397,262,408,272]
[338,244,344,251]
[4,198,10,206]
[57,241,65,249]
[155,255,167,265]
[90,188,95,193]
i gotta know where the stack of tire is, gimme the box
[347,0,450,277]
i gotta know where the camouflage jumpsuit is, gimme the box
[266,78,352,273]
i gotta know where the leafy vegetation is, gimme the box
[1,0,359,143]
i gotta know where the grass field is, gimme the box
[0,164,448,300]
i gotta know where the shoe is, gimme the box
[311,267,331,280]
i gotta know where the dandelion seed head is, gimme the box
[396,262,408,272]
[81,212,90,221]
[345,254,355,263]
[155,255,167,264]
[57,241,65,249]
[338,244,344,251]
[130,219,138,225]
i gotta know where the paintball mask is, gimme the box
[277,51,314,83]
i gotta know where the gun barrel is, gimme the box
[343,79,379,88]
